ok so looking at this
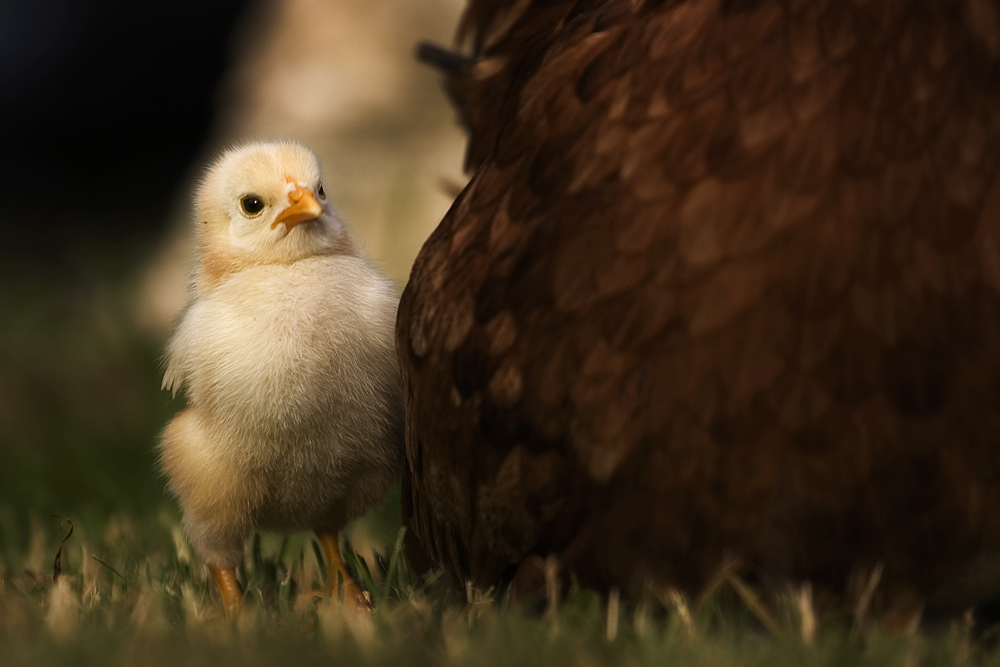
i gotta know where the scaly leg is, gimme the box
[209,564,242,616]
[317,531,369,608]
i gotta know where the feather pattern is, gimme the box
[399,0,1000,609]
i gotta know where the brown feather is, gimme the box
[400,0,1000,610]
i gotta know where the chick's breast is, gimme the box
[169,255,403,479]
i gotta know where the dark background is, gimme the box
[0,0,251,258]
[0,0,253,515]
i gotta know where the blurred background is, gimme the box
[0,0,467,540]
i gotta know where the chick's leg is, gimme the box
[317,531,367,607]
[161,410,260,617]
[209,565,243,615]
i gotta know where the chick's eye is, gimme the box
[240,195,265,215]
[317,184,326,199]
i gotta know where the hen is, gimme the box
[398,0,1000,615]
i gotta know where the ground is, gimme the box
[1,505,991,667]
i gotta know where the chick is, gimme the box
[160,140,403,613]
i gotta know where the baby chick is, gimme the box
[160,140,403,613]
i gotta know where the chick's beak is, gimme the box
[272,186,322,229]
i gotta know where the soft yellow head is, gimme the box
[194,141,357,285]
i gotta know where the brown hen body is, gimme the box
[397,0,1000,607]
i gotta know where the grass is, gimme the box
[0,504,997,667]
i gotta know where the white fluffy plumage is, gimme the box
[159,141,403,610]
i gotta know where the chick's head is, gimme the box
[195,141,356,277]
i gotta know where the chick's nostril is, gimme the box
[288,187,306,204]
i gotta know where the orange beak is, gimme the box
[272,185,322,229]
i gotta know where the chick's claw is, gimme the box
[317,531,374,611]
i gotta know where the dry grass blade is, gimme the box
[464,581,493,623]
[606,587,620,641]
[797,583,816,646]
[726,571,781,637]
[544,556,560,635]
[92,556,128,588]
[853,562,883,633]
[651,585,696,639]
[695,557,742,614]
[46,576,80,643]
[953,609,974,666]
[48,515,74,582]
